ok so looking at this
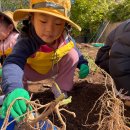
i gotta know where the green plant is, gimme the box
[0,0,29,11]
[71,0,116,41]
[107,0,130,22]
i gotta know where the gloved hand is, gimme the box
[0,68,2,77]
[1,88,30,121]
[79,64,89,79]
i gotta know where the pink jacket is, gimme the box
[0,32,19,54]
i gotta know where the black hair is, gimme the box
[65,23,72,33]
[0,15,17,32]
[21,19,30,33]
[0,15,12,27]
[20,14,32,34]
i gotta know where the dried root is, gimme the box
[85,55,130,130]
[1,84,75,130]
[96,89,130,130]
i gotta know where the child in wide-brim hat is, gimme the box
[1,0,89,121]
[13,0,81,31]
[0,11,19,73]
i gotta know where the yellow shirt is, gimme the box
[27,40,74,74]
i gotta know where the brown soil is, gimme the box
[10,44,130,130]
[31,80,106,130]
[27,44,109,130]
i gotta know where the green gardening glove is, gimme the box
[79,64,89,79]
[0,68,2,77]
[1,88,30,121]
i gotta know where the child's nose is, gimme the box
[46,22,54,32]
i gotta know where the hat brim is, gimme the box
[13,9,81,31]
[0,12,19,32]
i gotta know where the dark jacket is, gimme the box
[95,19,130,95]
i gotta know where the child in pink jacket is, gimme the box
[0,11,19,105]
[0,11,19,66]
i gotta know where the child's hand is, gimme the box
[79,64,89,79]
[0,68,2,77]
[1,88,31,121]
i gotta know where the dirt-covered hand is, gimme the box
[1,88,30,121]
[79,64,89,79]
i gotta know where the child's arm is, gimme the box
[109,33,130,96]
[70,36,89,66]
[1,37,39,120]
[2,38,37,94]
[95,29,116,73]
[70,37,89,78]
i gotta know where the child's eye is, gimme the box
[40,20,47,23]
[55,23,62,26]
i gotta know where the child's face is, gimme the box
[32,13,66,43]
[0,22,13,41]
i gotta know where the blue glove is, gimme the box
[79,64,89,79]
[1,88,31,121]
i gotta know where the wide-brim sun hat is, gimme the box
[13,0,81,31]
[0,11,19,32]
